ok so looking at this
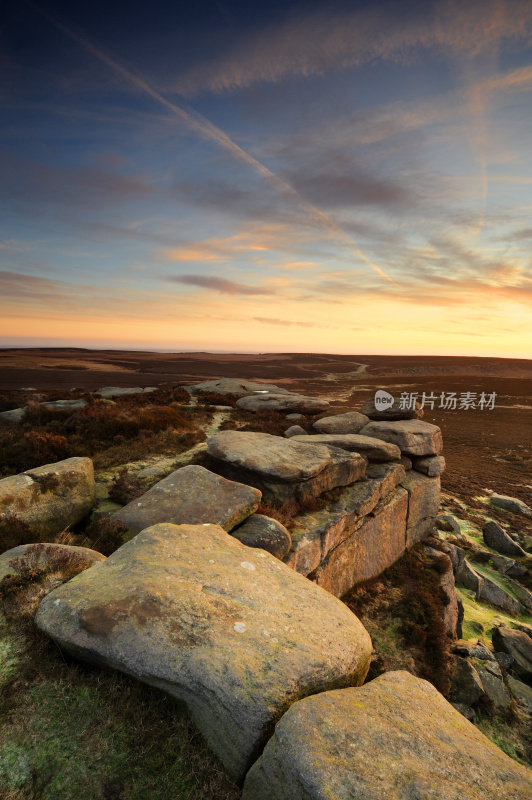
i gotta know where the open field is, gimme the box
[1,349,531,508]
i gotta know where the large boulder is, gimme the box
[111,465,261,537]
[492,626,532,683]
[236,393,329,414]
[0,542,105,583]
[242,670,532,800]
[360,397,424,420]
[475,660,513,711]
[291,433,401,463]
[35,522,372,783]
[206,431,366,505]
[0,457,95,540]
[360,419,443,457]
[312,412,369,434]
[185,378,290,397]
[490,494,532,519]
[0,407,27,423]
[231,514,291,560]
[483,521,527,557]
[477,574,523,616]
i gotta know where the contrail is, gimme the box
[27,2,398,285]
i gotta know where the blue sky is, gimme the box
[1,0,532,355]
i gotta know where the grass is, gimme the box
[457,587,532,644]
[0,581,240,800]
[476,715,530,765]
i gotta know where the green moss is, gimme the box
[477,716,528,765]
[457,587,532,645]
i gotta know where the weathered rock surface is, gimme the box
[0,407,27,423]
[312,411,369,434]
[475,660,513,711]
[42,399,88,412]
[490,553,528,578]
[508,675,532,712]
[95,386,157,399]
[0,542,105,583]
[450,655,485,706]
[400,455,412,470]
[456,559,483,593]
[35,522,372,783]
[492,626,532,683]
[435,514,461,534]
[231,514,291,560]
[483,521,527,557]
[241,670,532,800]
[508,579,532,610]
[185,378,289,397]
[312,489,409,597]
[360,419,443,456]
[412,454,446,476]
[0,457,95,538]
[490,493,532,518]
[236,393,329,414]
[111,465,261,537]
[285,413,303,421]
[424,547,460,637]
[399,471,441,546]
[451,639,496,661]
[291,432,401,462]
[477,574,523,616]
[283,425,306,438]
[360,397,424,420]
[207,431,366,504]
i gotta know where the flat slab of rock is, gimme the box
[42,399,88,412]
[0,543,105,583]
[35,522,372,783]
[242,670,532,800]
[490,493,532,518]
[236,393,329,414]
[291,433,401,463]
[0,407,27,423]
[231,514,291,560]
[111,465,261,537]
[412,455,446,476]
[360,419,443,456]
[0,457,95,538]
[483,521,527,557]
[207,431,366,504]
[360,397,424,420]
[312,412,369,434]
[95,386,157,399]
[185,378,289,397]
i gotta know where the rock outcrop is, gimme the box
[312,411,369,434]
[236,393,329,414]
[185,378,290,397]
[492,626,532,683]
[0,457,95,538]
[483,520,527,557]
[242,670,532,800]
[206,431,366,504]
[35,522,372,783]
[291,432,401,462]
[360,397,424,420]
[111,465,261,537]
[490,494,532,518]
[360,419,443,456]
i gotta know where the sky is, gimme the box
[1,0,532,356]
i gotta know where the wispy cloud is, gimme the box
[165,274,275,296]
[173,0,532,96]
